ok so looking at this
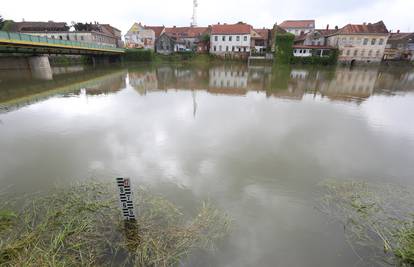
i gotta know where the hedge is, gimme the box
[123,49,154,62]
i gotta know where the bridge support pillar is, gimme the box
[29,55,53,80]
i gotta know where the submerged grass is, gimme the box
[318,180,414,266]
[0,182,230,266]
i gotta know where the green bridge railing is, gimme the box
[0,31,125,53]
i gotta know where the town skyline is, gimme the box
[2,0,414,35]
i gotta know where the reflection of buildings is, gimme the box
[129,71,158,95]
[127,65,414,103]
[319,68,378,101]
[209,66,248,88]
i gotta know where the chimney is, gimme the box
[335,25,339,30]
[173,25,176,28]
[397,30,400,33]
[363,22,367,25]
[326,24,329,30]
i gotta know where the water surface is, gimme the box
[1,63,414,266]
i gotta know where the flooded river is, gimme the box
[1,63,414,266]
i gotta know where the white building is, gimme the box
[210,22,252,59]
[279,20,315,36]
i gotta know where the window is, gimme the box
[80,36,84,41]
[363,38,369,45]
[349,37,354,44]
[59,36,63,40]
[51,35,55,39]
[222,36,226,41]
[294,49,297,53]
[219,45,222,51]
[379,38,384,45]
[229,36,232,41]
[342,37,347,44]
[232,46,235,51]
[368,50,372,57]
[237,36,240,41]
[244,36,247,41]
[361,50,365,57]
[244,47,246,52]
[213,46,216,52]
[66,35,70,40]
[376,50,380,57]
[226,46,229,52]
[346,49,350,56]
[215,36,218,41]
[371,38,376,45]
[354,49,358,56]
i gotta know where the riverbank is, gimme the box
[0,182,230,266]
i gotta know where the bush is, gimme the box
[291,49,339,65]
[274,33,295,64]
[123,49,154,62]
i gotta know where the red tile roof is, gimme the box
[279,20,315,29]
[165,26,208,38]
[336,21,388,35]
[211,22,252,35]
[145,26,165,38]
[253,29,269,40]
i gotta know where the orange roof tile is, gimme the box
[336,21,388,35]
[279,20,315,29]
[211,22,252,35]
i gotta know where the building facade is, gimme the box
[210,22,252,59]
[384,32,414,61]
[14,21,122,47]
[124,23,162,49]
[164,26,209,51]
[293,28,337,57]
[279,20,315,36]
[155,33,186,55]
[326,21,389,64]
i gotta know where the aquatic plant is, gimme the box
[0,182,230,266]
[318,179,414,266]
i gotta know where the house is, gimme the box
[19,22,122,47]
[279,20,315,36]
[155,33,186,55]
[384,32,414,61]
[125,23,165,49]
[326,21,389,64]
[101,24,123,47]
[269,24,288,52]
[9,21,70,32]
[210,22,253,59]
[164,26,209,51]
[251,28,270,53]
[293,27,338,57]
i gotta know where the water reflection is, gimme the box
[1,63,414,267]
[126,64,414,102]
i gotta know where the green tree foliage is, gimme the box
[274,33,295,64]
[291,49,339,65]
[0,15,4,30]
[72,22,100,32]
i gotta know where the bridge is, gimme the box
[0,31,125,75]
[0,31,125,55]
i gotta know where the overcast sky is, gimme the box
[2,0,413,34]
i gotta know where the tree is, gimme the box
[274,33,295,65]
[72,22,100,32]
[0,15,4,30]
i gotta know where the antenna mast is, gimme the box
[191,0,198,27]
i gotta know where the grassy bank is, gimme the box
[318,180,414,266]
[0,182,230,266]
